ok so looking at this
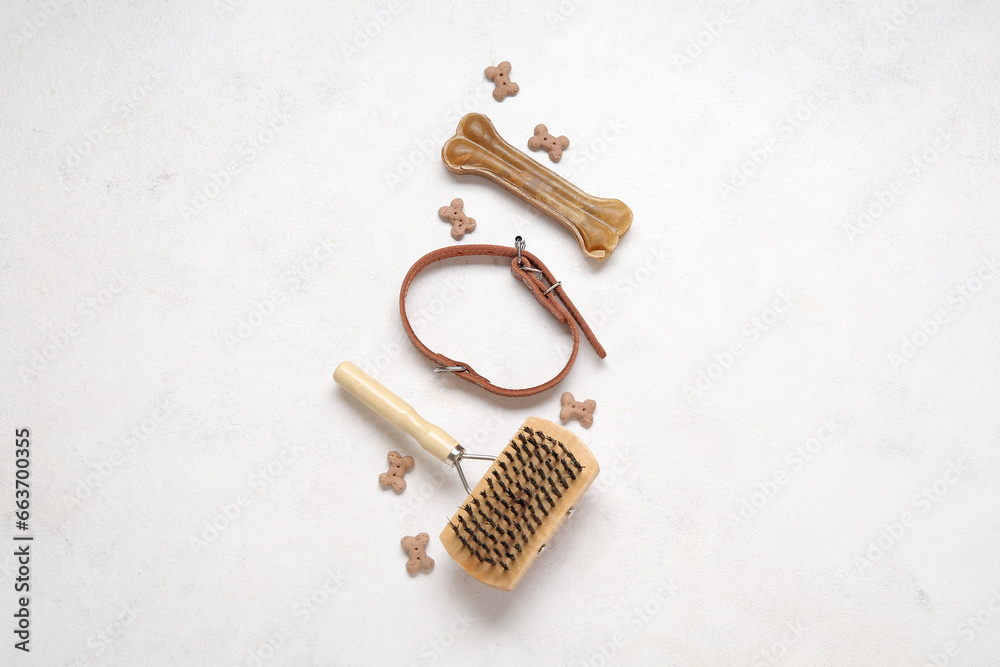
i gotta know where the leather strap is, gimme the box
[399,243,606,397]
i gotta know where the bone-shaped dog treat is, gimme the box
[438,198,476,240]
[401,533,434,574]
[484,61,518,101]
[379,451,414,491]
[560,392,596,428]
[528,124,570,162]
[442,113,632,260]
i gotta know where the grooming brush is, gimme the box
[334,361,600,591]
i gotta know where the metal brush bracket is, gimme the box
[445,445,496,495]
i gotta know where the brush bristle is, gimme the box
[440,417,600,590]
[447,425,585,572]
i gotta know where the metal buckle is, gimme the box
[514,236,545,276]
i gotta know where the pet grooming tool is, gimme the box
[442,112,632,260]
[334,361,600,590]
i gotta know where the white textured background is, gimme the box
[2,1,1000,665]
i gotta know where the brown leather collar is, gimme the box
[399,238,606,397]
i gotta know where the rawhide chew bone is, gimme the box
[484,61,518,101]
[401,533,434,574]
[528,124,570,162]
[442,113,632,260]
[559,392,596,428]
[438,198,476,240]
[379,451,414,491]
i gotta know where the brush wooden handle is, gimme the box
[333,362,459,463]
[442,113,633,260]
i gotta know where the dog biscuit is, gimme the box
[559,392,596,428]
[438,198,476,240]
[401,533,435,574]
[484,61,519,101]
[379,451,414,492]
[528,124,570,163]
